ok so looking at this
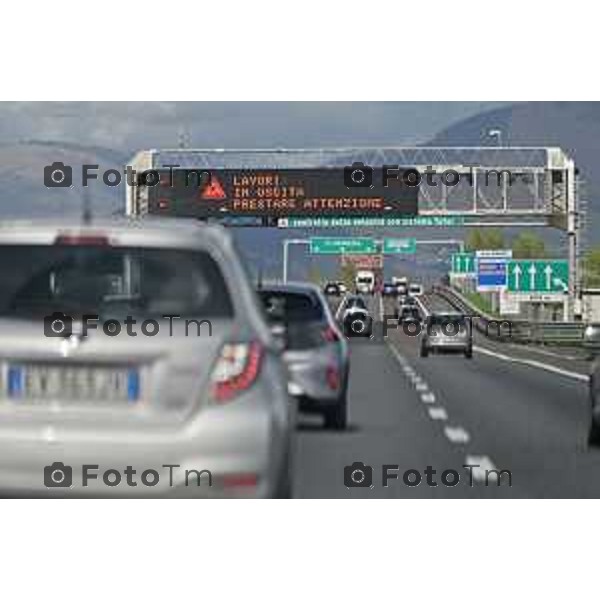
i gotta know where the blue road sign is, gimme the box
[477,258,508,291]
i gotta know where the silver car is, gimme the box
[0,218,295,498]
[420,312,473,359]
[258,283,349,430]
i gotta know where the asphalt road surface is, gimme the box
[293,293,598,498]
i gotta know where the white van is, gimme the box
[355,271,375,295]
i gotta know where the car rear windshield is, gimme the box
[346,298,367,309]
[0,244,235,319]
[258,290,325,324]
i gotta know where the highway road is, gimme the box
[294,292,598,498]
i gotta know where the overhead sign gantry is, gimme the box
[126,146,579,317]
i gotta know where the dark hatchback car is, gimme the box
[382,281,398,297]
[585,324,600,444]
[323,282,341,296]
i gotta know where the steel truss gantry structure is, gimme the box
[127,147,579,317]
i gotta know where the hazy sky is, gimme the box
[0,101,514,149]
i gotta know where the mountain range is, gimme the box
[0,101,596,280]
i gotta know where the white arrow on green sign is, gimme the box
[451,252,475,274]
[507,259,569,293]
[382,238,416,254]
[310,237,377,255]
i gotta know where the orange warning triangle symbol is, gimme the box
[201,175,227,200]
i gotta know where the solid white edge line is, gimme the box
[474,344,589,383]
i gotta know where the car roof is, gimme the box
[0,217,232,249]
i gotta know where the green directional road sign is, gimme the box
[507,259,569,293]
[383,238,416,254]
[451,252,476,274]
[310,237,377,255]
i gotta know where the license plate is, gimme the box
[6,364,140,403]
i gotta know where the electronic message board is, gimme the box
[145,168,419,218]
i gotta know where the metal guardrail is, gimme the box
[433,285,586,346]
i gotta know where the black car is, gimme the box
[382,281,398,296]
[399,306,421,323]
[586,325,600,444]
[323,282,341,296]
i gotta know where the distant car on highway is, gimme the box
[396,283,408,296]
[586,326,600,444]
[336,281,348,294]
[394,294,416,319]
[355,270,375,295]
[0,218,295,498]
[392,276,408,296]
[382,281,398,296]
[337,294,372,338]
[408,283,424,297]
[399,305,422,324]
[258,283,349,430]
[420,313,473,359]
[323,282,341,296]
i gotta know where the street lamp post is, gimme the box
[282,239,311,283]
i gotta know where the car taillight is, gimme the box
[326,365,340,391]
[54,233,111,246]
[211,342,263,403]
[221,473,259,489]
[322,326,340,343]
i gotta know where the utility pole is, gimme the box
[567,157,579,320]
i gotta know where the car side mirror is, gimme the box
[270,323,288,352]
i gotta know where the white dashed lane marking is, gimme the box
[464,455,507,483]
[444,426,471,444]
[428,407,448,420]
[387,339,501,472]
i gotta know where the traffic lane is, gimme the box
[385,322,599,498]
[294,324,522,498]
[421,292,592,377]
